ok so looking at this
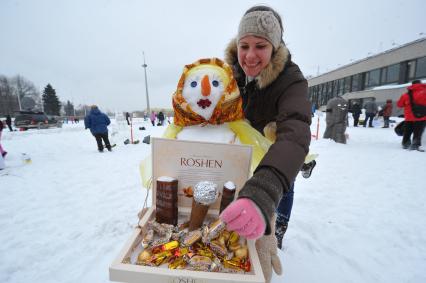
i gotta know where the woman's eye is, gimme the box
[212,80,219,87]
[190,81,197,88]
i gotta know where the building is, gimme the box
[308,37,426,115]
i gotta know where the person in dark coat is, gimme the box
[350,102,362,127]
[157,111,165,126]
[0,120,7,158]
[323,96,348,144]
[84,105,112,152]
[221,4,311,273]
[363,98,378,127]
[125,112,131,125]
[382,99,393,128]
[397,80,426,151]
[220,7,311,280]
[5,115,13,132]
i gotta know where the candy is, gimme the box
[182,230,202,246]
[205,219,226,242]
[234,247,248,259]
[168,257,187,269]
[161,240,179,251]
[137,250,152,263]
[188,255,212,268]
[142,230,154,248]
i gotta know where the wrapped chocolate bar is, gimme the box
[189,181,218,231]
[155,176,178,225]
[219,181,236,213]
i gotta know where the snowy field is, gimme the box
[1,116,425,283]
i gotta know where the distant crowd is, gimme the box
[322,80,426,151]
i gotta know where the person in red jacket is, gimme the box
[397,80,426,151]
[382,99,393,128]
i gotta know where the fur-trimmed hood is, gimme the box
[224,38,290,89]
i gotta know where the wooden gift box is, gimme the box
[110,138,265,283]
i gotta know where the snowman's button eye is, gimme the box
[212,80,219,87]
[191,81,197,88]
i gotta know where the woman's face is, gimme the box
[237,35,273,77]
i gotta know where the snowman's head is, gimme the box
[182,64,229,120]
[173,58,243,126]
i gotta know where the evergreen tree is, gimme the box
[42,84,61,115]
[63,100,74,116]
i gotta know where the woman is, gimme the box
[220,5,311,248]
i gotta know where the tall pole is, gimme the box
[142,52,151,114]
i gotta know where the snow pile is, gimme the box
[0,116,425,283]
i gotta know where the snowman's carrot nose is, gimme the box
[201,75,211,97]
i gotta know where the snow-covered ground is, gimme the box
[1,116,425,283]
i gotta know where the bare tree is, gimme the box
[0,75,19,116]
[11,75,40,111]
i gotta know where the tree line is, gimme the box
[0,74,89,117]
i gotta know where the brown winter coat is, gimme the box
[225,39,311,232]
[383,100,393,117]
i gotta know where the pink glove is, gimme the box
[220,198,266,240]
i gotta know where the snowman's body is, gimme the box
[176,124,240,144]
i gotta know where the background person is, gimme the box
[0,120,7,158]
[382,99,393,128]
[84,105,112,152]
[220,5,311,282]
[5,115,13,131]
[350,102,362,127]
[363,98,378,127]
[397,80,426,151]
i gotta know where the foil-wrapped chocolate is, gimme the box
[142,229,154,248]
[193,181,219,205]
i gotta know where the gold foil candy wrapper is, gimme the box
[228,231,240,246]
[188,255,212,268]
[228,242,241,252]
[174,247,189,257]
[206,219,226,242]
[209,240,227,257]
[168,257,186,269]
[182,230,202,246]
[197,248,215,259]
[234,246,248,259]
[223,257,251,272]
[137,250,152,264]
[142,229,154,248]
[161,240,179,251]
[150,251,173,266]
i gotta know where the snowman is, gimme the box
[140,58,316,187]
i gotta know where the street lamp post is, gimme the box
[142,52,151,114]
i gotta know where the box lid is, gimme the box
[151,138,252,211]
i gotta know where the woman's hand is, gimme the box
[220,198,266,239]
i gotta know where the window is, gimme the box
[380,67,387,84]
[332,80,338,96]
[344,76,351,93]
[352,74,360,91]
[416,56,426,79]
[386,63,400,83]
[337,78,344,95]
[407,60,416,80]
[366,69,380,88]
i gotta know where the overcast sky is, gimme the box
[1,0,425,112]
